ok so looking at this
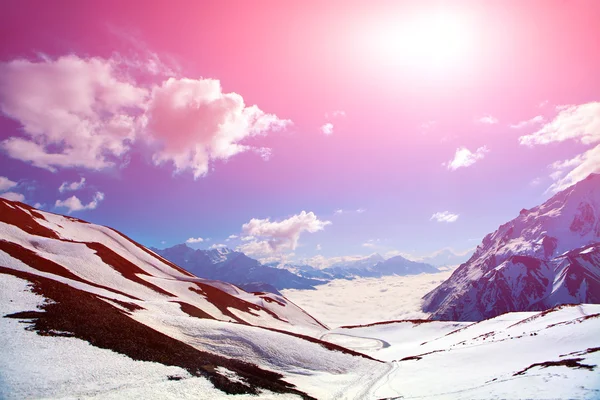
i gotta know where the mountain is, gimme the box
[0,198,383,399]
[423,173,600,321]
[322,253,438,279]
[153,244,324,291]
[417,248,474,267]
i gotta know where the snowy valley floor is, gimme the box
[2,270,599,399]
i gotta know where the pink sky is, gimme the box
[0,0,599,265]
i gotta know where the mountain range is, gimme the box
[151,244,323,291]
[423,173,600,321]
[153,245,442,291]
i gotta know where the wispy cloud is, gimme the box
[430,211,459,223]
[518,102,600,192]
[510,115,544,129]
[59,177,86,193]
[447,146,489,170]
[477,115,498,125]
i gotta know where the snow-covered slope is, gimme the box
[423,173,600,321]
[0,199,385,399]
[154,244,323,290]
[322,304,600,399]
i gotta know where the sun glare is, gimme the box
[372,10,473,71]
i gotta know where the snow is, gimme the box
[323,304,600,399]
[0,275,301,400]
[282,271,456,327]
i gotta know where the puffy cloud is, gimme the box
[510,115,544,129]
[0,56,148,171]
[59,177,86,193]
[0,176,17,192]
[147,77,291,178]
[321,122,334,135]
[239,211,331,256]
[430,211,459,223]
[0,55,291,178]
[186,237,204,244]
[519,102,600,145]
[547,144,600,193]
[210,243,227,249]
[55,191,104,213]
[0,192,25,202]
[334,209,344,215]
[447,146,489,170]
[477,115,498,124]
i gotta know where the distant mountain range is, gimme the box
[423,173,600,321]
[152,245,442,291]
[151,244,323,290]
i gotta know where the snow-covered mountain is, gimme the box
[417,247,474,267]
[322,254,438,279]
[0,198,385,399]
[423,173,600,321]
[153,244,324,290]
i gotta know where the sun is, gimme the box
[371,9,474,71]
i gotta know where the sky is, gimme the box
[1,0,599,266]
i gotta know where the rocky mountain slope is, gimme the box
[423,173,600,321]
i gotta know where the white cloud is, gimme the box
[241,235,255,241]
[0,176,17,192]
[59,177,86,193]
[430,211,459,223]
[519,102,600,145]
[186,237,204,244]
[225,234,238,242]
[477,115,498,124]
[362,239,380,248]
[238,211,331,256]
[33,202,42,209]
[148,77,291,178]
[547,144,600,193]
[517,102,600,192]
[55,191,104,214]
[0,191,25,202]
[510,115,544,129]
[210,243,227,249]
[0,55,291,178]
[334,208,365,216]
[0,56,147,171]
[316,244,322,251]
[447,146,489,170]
[321,122,334,135]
